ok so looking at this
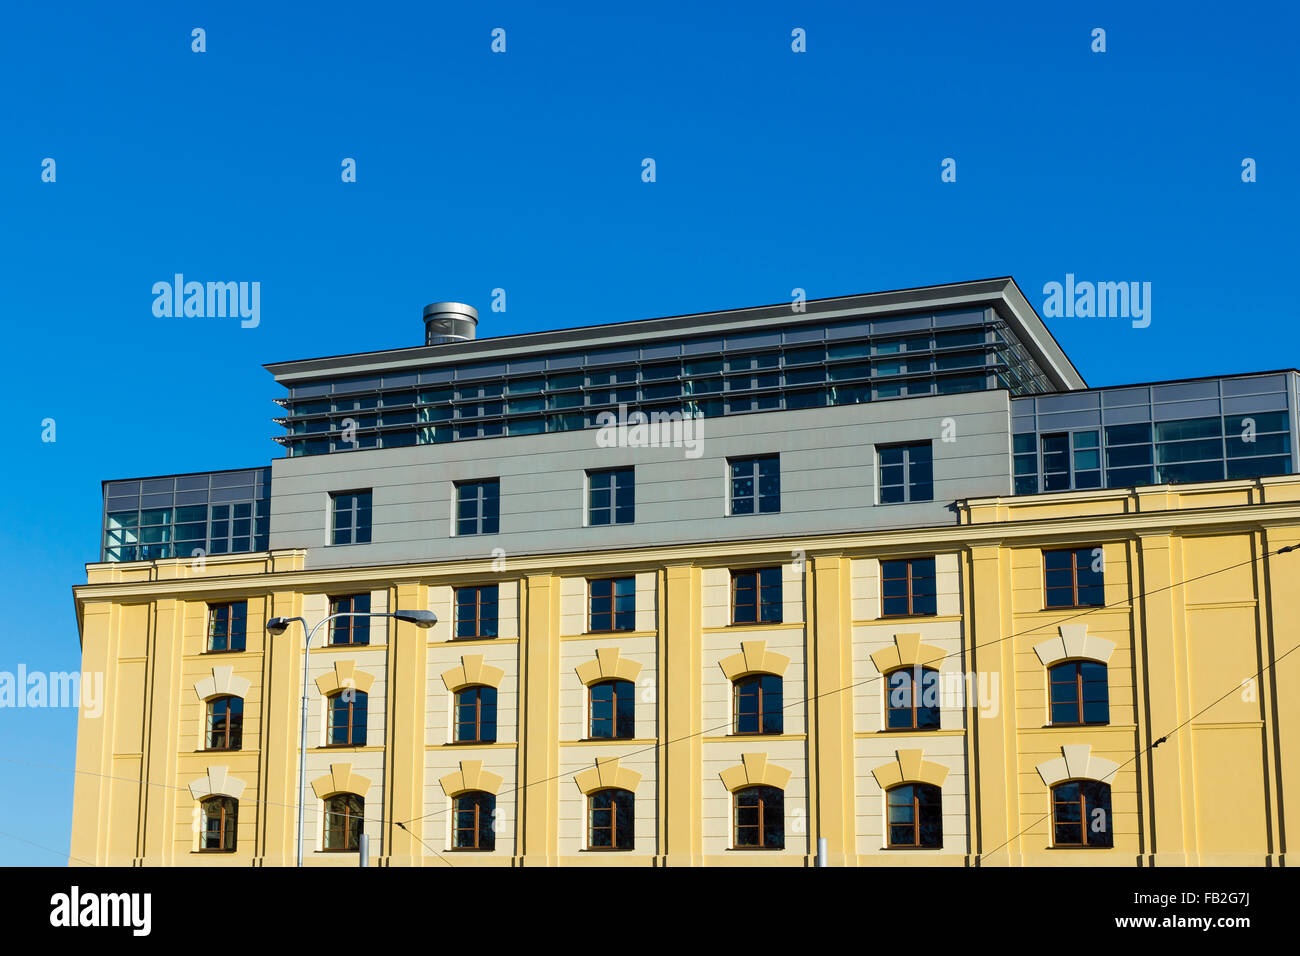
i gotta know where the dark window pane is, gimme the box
[454,584,499,638]
[455,686,497,742]
[456,480,500,535]
[588,468,634,525]
[733,674,783,735]
[331,491,373,546]
[588,790,635,849]
[879,442,933,503]
[881,557,936,617]
[590,577,635,631]
[1106,423,1152,445]
[886,667,940,730]
[730,455,780,515]
[1227,455,1290,479]
[734,786,784,849]
[1106,444,1153,468]
[453,792,495,850]
[589,680,634,739]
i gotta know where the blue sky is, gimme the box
[0,1,1295,864]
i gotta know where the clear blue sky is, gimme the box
[0,1,1295,864]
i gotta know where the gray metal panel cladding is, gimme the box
[268,391,1013,570]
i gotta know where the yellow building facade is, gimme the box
[70,474,1300,867]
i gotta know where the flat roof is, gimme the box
[102,466,270,493]
[263,276,1089,391]
[1011,368,1299,395]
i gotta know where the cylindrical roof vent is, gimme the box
[423,302,479,345]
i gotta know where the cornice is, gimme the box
[71,498,1300,607]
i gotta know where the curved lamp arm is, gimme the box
[264,607,437,866]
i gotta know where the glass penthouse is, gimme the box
[96,277,1299,565]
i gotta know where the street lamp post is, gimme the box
[267,607,437,867]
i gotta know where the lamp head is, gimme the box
[392,609,437,629]
[266,617,293,635]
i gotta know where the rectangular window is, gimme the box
[729,455,780,515]
[1106,444,1154,468]
[205,500,269,556]
[328,593,371,646]
[880,558,937,617]
[456,480,500,536]
[207,601,247,652]
[1013,432,1039,494]
[1044,547,1105,609]
[1041,433,1071,491]
[731,568,783,624]
[589,681,635,739]
[589,577,635,632]
[1052,781,1113,848]
[200,798,237,852]
[1224,410,1290,478]
[588,467,635,526]
[1103,423,1154,488]
[330,491,372,546]
[733,674,784,734]
[328,692,367,746]
[454,585,499,639]
[454,686,497,743]
[1072,430,1102,489]
[205,697,243,750]
[1049,661,1110,725]
[878,442,934,503]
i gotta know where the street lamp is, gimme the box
[267,606,437,867]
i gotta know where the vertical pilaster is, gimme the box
[663,563,702,865]
[654,568,668,860]
[260,589,302,866]
[385,581,428,866]
[141,598,183,865]
[69,602,113,865]
[969,544,1020,865]
[518,573,560,865]
[809,553,855,865]
[1136,532,1196,866]
[1262,527,1300,865]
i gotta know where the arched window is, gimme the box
[200,795,238,852]
[589,679,634,739]
[205,696,243,751]
[454,685,498,743]
[1052,780,1113,847]
[453,791,495,850]
[1049,661,1109,725]
[886,783,943,848]
[328,690,367,746]
[734,785,784,849]
[587,789,634,849]
[886,666,940,730]
[733,674,783,734]
[323,793,364,851]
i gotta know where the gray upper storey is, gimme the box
[93,279,1076,565]
[268,390,1013,570]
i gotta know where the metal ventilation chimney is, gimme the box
[423,302,478,345]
